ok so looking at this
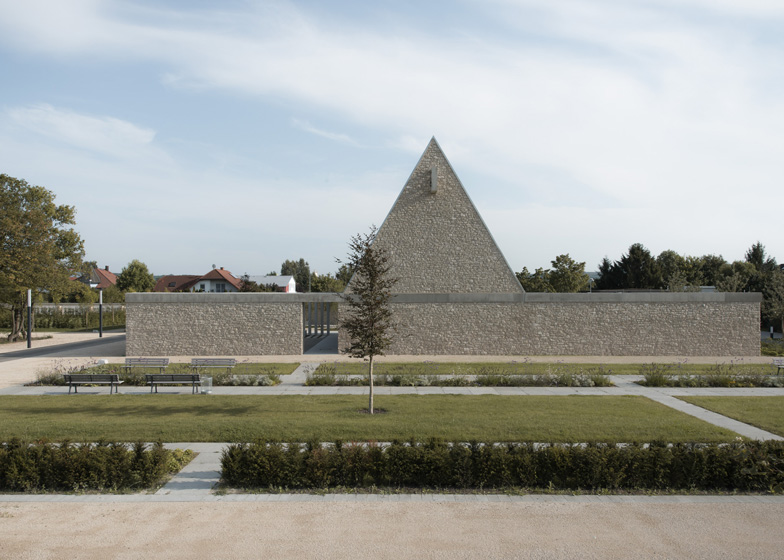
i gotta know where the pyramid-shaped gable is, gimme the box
[373,138,523,294]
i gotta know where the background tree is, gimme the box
[549,254,589,293]
[763,270,784,334]
[101,284,125,303]
[339,225,398,414]
[595,244,662,290]
[310,273,345,293]
[0,174,84,341]
[700,254,727,287]
[238,274,277,292]
[116,259,155,292]
[594,257,622,290]
[515,267,553,292]
[281,258,310,292]
[336,263,354,288]
[619,243,662,289]
[715,261,755,292]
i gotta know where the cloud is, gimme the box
[291,118,358,146]
[6,104,157,159]
[0,0,782,269]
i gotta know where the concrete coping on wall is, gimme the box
[125,292,762,304]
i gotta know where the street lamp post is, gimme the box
[99,289,103,338]
[26,289,32,348]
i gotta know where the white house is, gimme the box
[246,275,297,292]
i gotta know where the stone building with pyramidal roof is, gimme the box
[127,138,761,356]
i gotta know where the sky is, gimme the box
[1,0,783,278]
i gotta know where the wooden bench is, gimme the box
[190,358,236,375]
[64,374,123,394]
[123,358,169,374]
[774,358,784,374]
[146,374,202,394]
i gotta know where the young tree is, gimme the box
[338,226,398,414]
[0,174,84,341]
[116,259,155,292]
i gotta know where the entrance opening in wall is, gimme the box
[303,301,339,354]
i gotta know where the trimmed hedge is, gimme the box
[0,439,184,492]
[221,439,784,492]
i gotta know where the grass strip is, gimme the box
[0,395,737,443]
[680,396,784,437]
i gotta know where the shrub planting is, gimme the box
[0,306,126,331]
[221,439,784,492]
[638,363,783,388]
[307,363,612,387]
[0,439,192,492]
[32,362,288,387]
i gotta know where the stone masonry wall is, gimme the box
[126,294,302,356]
[383,301,758,356]
[339,293,761,356]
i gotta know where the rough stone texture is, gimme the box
[372,138,523,294]
[127,299,302,356]
[380,300,760,356]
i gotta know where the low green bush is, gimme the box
[221,439,784,492]
[762,339,784,357]
[0,439,191,492]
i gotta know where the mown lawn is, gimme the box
[680,396,784,437]
[0,395,737,443]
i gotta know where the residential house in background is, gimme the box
[154,267,242,293]
[245,275,297,292]
[90,266,118,289]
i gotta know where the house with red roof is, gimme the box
[154,267,242,293]
[90,266,118,289]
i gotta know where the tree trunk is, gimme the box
[368,355,374,414]
[8,305,26,342]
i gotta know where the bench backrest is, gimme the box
[126,358,169,366]
[64,374,120,382]
[146,374,200,382]
[774,358,784,366]
[191,358,236,366]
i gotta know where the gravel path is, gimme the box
[1,501,782,559]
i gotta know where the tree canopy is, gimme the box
[116,259,155,293]
[0,174,84,340]
[516,255,588,293]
